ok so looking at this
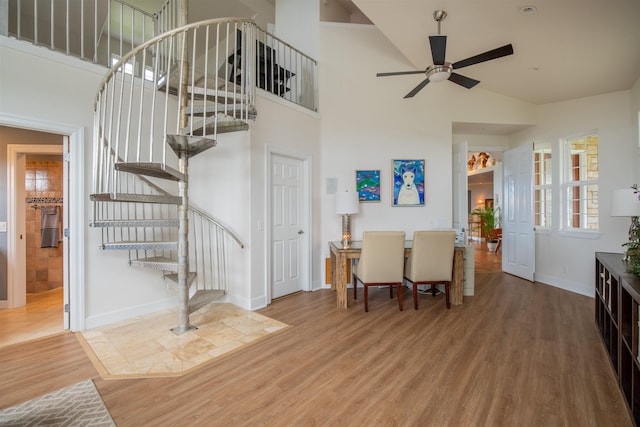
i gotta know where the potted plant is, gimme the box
[471,206,500,251]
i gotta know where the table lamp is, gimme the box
[611,187,640,260]
[336,190,359,248]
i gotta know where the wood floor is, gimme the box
[0,287,64,347]
[0,245,632,426]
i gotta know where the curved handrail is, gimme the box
[93,17,255,109]
[189,203,245,249]
[127,170,246,249]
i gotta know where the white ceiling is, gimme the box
[351,0,640,106]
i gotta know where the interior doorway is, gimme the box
[1,114,85,337]
[1,128,66,347]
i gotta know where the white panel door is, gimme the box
[503,143,535,281]
[452,141,469,240]
[271,154,304,298]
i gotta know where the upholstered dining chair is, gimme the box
[352,231,406,312]
[404,230,456,309]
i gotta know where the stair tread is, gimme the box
[90,193,182,205]
[130,256,179,271]
[189,289,225,314]
[187,85,248,102]
[90,219,179,228]
[188,103,257,118]
[101,241,177,251]
[166,135,216,158]
[115,162,185,182]
[163,271,197,284]
[162,71,244,96]
[186,117,249,136]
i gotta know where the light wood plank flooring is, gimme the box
[0,287,64,347]
[0,246,632,426]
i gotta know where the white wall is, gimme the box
[631,76,640,184]
[250,94,322,305]
[469,183,494,212]
[275,0,319,58]
[189,128,252,310]
[509,90,635,295]
[318,23,535,283]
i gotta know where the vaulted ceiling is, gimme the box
[351,0,640,105]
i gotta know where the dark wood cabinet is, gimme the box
[596,252,640,426]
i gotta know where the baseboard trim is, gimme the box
[85,297,177,330]
[534,273,594,298]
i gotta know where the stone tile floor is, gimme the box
[77,303,288,379]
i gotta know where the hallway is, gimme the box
[472,240,502,273]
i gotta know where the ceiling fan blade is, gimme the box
[448,73,480,89]
[377,70,426,77]
[429,35,447,65]
[452,44,514,70]
[404,78,430,98]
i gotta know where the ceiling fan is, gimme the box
[377,10,514,98]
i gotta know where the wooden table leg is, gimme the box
[330,249,337,291]
[450,247,464,305]
[336,253,348,308]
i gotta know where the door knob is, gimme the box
[298,230,304,234]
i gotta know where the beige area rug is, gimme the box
[0,379,115,427]
[77,303,289,379]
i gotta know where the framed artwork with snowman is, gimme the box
[392,159,425,207]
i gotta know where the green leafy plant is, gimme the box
[624,241,640,276]
[471,206,500,242]
[623,184,640,276]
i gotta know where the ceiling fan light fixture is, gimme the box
[427,64,452,82]
[376,10,514,97]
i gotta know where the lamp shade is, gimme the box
[335,190,359,215]
[611,188,640,217]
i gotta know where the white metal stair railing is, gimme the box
[92,17,258,192]
[4,0,319,112]
[92,18,257,334]
[5,0,157,68]
[90,170,244,303]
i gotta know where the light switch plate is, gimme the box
[0,222,6,232]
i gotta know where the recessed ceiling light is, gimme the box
[519,5,537,15]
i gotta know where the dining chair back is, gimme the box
[404,230,456,309]
[353,231,406,312]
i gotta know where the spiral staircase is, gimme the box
[5,0,317,333]
[90,18,259,334]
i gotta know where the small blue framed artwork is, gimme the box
[392,159,425,206]
[355,170,381,202]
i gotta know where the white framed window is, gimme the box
[562,133,599,231]
[111,55,155,82]
[534,146,552,228]
[111,55,134,75]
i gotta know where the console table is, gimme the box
[595,252,640,425]
[329,241,466,309]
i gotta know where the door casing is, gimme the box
[1,113,85,331]
[265,146,311,305]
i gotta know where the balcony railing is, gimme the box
[3,0,318,112]
[4,0,156,67]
